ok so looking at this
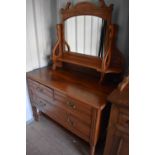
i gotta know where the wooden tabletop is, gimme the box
[107,88,129,107]
[27,66,117,110]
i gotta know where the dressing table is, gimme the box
[27,1,124,155]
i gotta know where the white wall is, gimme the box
[26,0,57,122]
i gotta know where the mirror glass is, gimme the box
[64,16,106,57]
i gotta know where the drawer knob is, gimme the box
[66,101,76,109]
[36,87,43,92]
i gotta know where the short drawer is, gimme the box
[54,90,92,125]
[27,79,54,104]
[36,84,54,102]
[27,79,39,89]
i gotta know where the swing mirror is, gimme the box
[52,0,123,79]
[64,16,106,57]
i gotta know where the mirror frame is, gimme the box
[52,0,124,82]
[60,0,113,22]
[61,0,113,55]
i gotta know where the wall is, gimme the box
[26,0,57,122]
[106,0,129,70]
[57,0,129,69]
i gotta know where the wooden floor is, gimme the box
[26,115,104,155]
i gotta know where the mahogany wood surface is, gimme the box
[27,66,118,155]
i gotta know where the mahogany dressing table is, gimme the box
[27,1,124,155]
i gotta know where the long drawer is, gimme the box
[54,90,92,125]
[35,96,90,142]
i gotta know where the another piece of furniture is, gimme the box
[103,77,129,155]
[52,0,124,82]
[27,66,118,155]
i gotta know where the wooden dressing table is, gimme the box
[27,66,117,155]
[27,1,124,155]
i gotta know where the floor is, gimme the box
[26,115,104,155]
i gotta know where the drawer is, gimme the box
[27,79,39,89]
[27,86,36,103]
[54,90,92,125]
[32,97,47,110]
[118,113,129,129]
[41,100,90,142]
[36,84,54,102]
[66,113,90,142]
[43,100,68,126]
[116,113,129,133]
[27,79,54,103]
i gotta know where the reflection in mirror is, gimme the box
[65,16,106,57]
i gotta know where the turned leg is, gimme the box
[90,145,96,155]
[32,106,39,121]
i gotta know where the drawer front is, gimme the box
[41,99,90,142]
[109,105,128,134]
[43,100,68,126]
[27,79,54,104]
[36,84,54,103]
[33,96,47,110]
[27,80,36,103]
[27,86,36,103]
[54,90,92,125]
[27,79,39,89]
[118,113,129,129]
[66,113,90,141]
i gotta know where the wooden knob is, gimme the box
[66,101,76,109]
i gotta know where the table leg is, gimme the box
[90,145,96,155]
[32,106,39,121]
